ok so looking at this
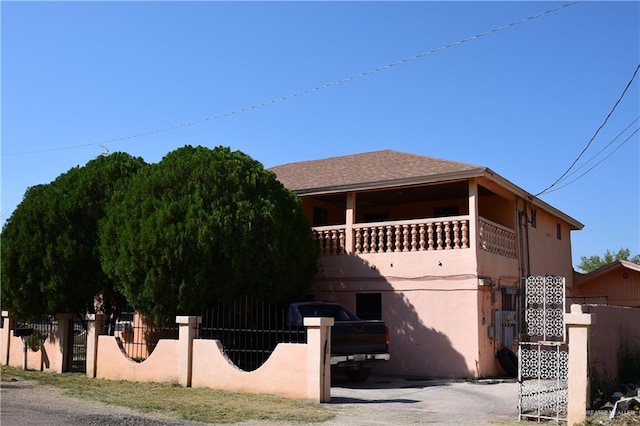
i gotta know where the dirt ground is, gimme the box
[1,376,520,426]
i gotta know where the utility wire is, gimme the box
[554,115,639,182]
[543,126,639,194]
[2,1,578,157]
[535,63,640,196]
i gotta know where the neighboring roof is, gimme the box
[269,149,483,193]
[574,260,640,286]
[269,149,583,230]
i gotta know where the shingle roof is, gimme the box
[269,149,485,193]
[269,149,584,230]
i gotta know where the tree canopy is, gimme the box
[577,248,640,273]
[99,146,318,325]
[1,184,53,320]
[1,153,147,321]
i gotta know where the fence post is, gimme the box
[1,311,11,365]
[566,304,593,426]
[176,316,201,387]
[54,313,73,373]
[304,317,334,403]
[85,313,104,378]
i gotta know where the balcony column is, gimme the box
[468,179,478,251]
[345,192,355,254]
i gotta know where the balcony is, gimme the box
[312,216,516,259]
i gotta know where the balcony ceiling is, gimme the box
[308,181,496,208]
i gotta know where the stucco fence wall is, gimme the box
[585,305,640,393]
[2,312,333,403]
[1,312,75,373]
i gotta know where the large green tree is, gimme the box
[1,184,53,320]
[577,248,640,273]
[1,153,147,320]
[99,145,318,325]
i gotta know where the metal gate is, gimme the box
[68,317,87,373]
[518,276,568,422]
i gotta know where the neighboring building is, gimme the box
[270,149,583,378]
[572,260,640,307]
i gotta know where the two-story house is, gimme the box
[270,149,583,378]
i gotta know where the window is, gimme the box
[356,293,382,320]
[556,223,562,240]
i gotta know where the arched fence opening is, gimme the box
[199,297,306,371]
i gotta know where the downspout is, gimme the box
[516,196,531,342]
[524,198,531,279]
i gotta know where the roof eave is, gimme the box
[482,168,584,230]
[291,168,486,196]
[575,260,640,285]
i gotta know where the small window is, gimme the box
[313,207,328,226]
[356,293,382,320]
[556,223,562,240]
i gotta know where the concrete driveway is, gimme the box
[322,375,520,425]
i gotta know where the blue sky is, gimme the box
[2,1,638,268]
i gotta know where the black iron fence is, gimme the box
[14,316,58,352]
[108,305,178,362]
[199,297,306,372]
[102,298,306,366]
[13,315,87,373]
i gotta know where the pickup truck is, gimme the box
[288,301,390,381]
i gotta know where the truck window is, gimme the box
[296,304,358,321]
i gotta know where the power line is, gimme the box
[535,63,640,197]
[552,115,639,183]
[543,126,639,194]
[2,1,578,157]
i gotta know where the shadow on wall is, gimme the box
[385,290,471,378]
[587,305,640,402]
[312,253,472,379]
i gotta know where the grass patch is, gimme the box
[1,365,334,424]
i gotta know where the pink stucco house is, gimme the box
[270,149,583,378]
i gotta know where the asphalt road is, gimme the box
[1,376,519,426]
[0,379,204,426]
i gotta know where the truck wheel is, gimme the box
[345,367,371,382]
